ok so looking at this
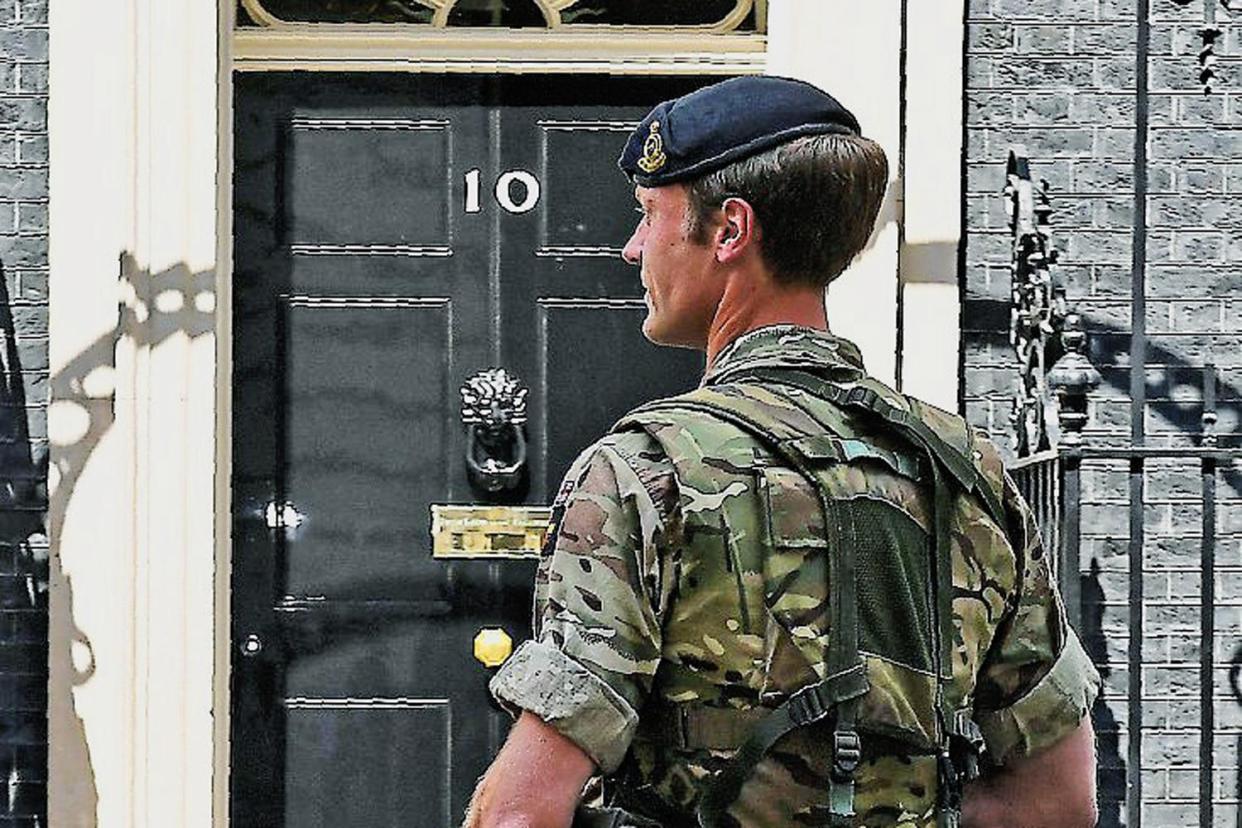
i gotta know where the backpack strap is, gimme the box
[727,369,990,827]
[726,369,1005,525]
[625,395,868,828]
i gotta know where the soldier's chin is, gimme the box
[641,309,671,345]
[642,314,699,350]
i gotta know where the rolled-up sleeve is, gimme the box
[976,628,1099,764]
[490,639,639,773]
[974,471,1102,767]
[488,432,676,773]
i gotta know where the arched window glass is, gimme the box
[447,0,547,27]
[561,0,751,26]
[238,0,763,31]
[240,1,436,24]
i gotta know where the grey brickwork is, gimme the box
[0,0,46,824]
[965,1,1241,825]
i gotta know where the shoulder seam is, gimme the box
[601,428,678,520]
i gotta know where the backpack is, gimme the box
[614,368,1005,827]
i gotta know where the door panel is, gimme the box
[232,73,711,827]
[539,121,643,255]
[284,700,453,828]
[536,300,695,493]
[284,119,455,249]
[283,298,453,595]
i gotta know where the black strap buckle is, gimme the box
[788,685,829,726]
[949,710,985,782]
[832,731,862,779]
[951,710,985,752]
[938,750,961,802]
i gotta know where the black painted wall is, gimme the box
[0,0,48,823]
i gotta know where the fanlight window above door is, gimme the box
[238,0,765,31]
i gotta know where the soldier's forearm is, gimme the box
[960,717,1098,828]
[461,711,595,828]
[961,780,1095,828]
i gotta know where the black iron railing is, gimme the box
[1002,147,1242,827]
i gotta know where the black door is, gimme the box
[231,73,710,827]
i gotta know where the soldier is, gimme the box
[464,76,1100,828]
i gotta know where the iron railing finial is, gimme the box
[1046,312,1101,446]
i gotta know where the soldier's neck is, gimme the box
[705,278,828,368]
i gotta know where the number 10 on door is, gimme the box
[465,168,541,215]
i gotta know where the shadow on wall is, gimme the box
[44,253,215,827]
[1081,560,1124,828]
[968,302,1242,451]
[1086,320,1242,448]
[970,303,1242,820]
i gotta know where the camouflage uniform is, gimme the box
[491,325,1100,827]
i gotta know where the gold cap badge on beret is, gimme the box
[637,121,667,174]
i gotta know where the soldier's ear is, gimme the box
[715,196,758,264]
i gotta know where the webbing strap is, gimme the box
[695,666,869,828]
[824,438,862,828]
[626,395,868,828]
[726,370,1006,527]
[949,710,985,783]
[727,369,978,825]
[928,460,963,828]
[827,701,862,828]
[638,667,868,752]
[638,705,770,751]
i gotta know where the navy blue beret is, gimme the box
[618,76,861,186]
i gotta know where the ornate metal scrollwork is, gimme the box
[1005,147,1068,457]
[239,0,761,30]
[1005,147,1101,454]
[1171,0,1231,93]
[460,368,529,493]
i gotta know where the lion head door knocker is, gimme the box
[460,368,529,493]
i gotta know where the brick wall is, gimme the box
[964,1,1240,825]
[0,0,46,824]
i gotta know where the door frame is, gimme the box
[47,3,965,826]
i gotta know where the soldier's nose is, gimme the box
[622,227,643,265]
[622,247,641,266]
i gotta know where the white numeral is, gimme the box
[495,170,541,214]
[463,169,542,215]
[464,167,483,214]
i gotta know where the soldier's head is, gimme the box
[618,76,888,347]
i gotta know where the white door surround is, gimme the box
[46,3,965,825]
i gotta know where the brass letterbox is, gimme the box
[430,504,551,560]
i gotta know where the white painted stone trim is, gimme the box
[900,0,966,411]
[214,3,238,825]
[49,0,225,825]
[233,28,767,74]
[767,0,903,387]
[769,0,964,404]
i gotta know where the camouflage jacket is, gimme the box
[491,326,1101,827]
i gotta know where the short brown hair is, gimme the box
[685,133,889,287]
